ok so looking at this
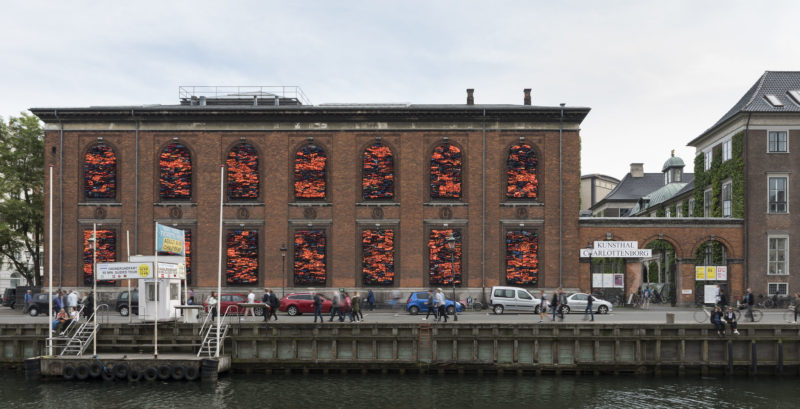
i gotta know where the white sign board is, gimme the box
[97,262,153,280]
[581,248,652,258]
[594,241,638,250]
[716,266,727,281]
[704,285,719,304]
[682,289,693,295]
[128,256,186,279]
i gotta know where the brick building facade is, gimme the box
[33,89,589,298]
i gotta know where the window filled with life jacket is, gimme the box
[84,144,116,199]
[158,229,191,284]
[294,230,327,285]
[362,229,395,285]
[505,230,538,285]
[506,144,538,199]
[159,143,192,199]
[83,229,116,285]
[428,229,462,285]
[226,230,258,284]
[294,145,326,199]
[226,143,259,200]
[362,144,394,200]
[430,144,462,199]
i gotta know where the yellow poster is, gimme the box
[706,266,716,280]
[695,266,705,280]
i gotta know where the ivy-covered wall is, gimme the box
[693,131,744,218]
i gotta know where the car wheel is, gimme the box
[120,306,130,317]
[255,306,265,316]
[287,305,299,316]
[446,306,455,315]
[409,306,419,315]
[597,305,609,314]
[493,305,504,315]
[562,306,571,314]
[28,307,39,317]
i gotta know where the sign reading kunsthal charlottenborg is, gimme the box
[579,241,652,258]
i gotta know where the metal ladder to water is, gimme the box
[197,309,231,357]
[58,305,107,357]
[418,323,432,363]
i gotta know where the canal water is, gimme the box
[0,372,795,408]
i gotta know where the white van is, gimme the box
[490,286,542,314]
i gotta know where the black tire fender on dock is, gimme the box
[127,368,142,382]
[101,366,115,381]
[184,365,199,381]
[89,362,103,378]
[170,365,186,380]
[62,364,76,380]
[113,363,130,379]
[75,364,90,380]
[157,365,171,380]
[143,367,158,381]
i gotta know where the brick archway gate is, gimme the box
[579,218,744,306]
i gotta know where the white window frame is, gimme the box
[767,174,789,214]
[665,207,671,217]
[722,139,732,162]
[676,202,682,217]
[688,198,695,217]
[721,180,732,218]
[767,235,789,275]
[768,130,789,153]
[703,189,712,217]
[768,282,788,296]
[704,150,713,170]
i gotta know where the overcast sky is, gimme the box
[2,1,799,179]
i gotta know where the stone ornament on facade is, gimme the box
[371,207,384,220]
[303,207,317,220]
[440,207,453,220]
[237,207,249,219]
[169,206,182,219]
[94,207,106,219]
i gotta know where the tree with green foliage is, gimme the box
[0,113,44,287]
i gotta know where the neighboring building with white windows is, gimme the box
[688,71,800,297]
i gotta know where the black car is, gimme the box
[25,293,54,317]
[2,288,15,308]
[116,290,139,316]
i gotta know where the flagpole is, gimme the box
[48,165,53,356]
[127,230,131,324]
[217,165,224,357]
[154,221,159,359]
[92,223,97,356]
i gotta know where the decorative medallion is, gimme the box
[371,207,384,219]
[169,206,182,219]
[440,206,453,220]
[94,207,106,219]
[303,207,317,220]
[237,207,249,219]
[515,207,528,219]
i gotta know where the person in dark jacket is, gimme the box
[262,288,271,322]
[367,289,376,311]
[583,293,594,322]
[744,288,754,322]
[550,290,560,321]
[267,289,279,321]
[717,287,728,309]
[724,306,739,335]
[711,306,725,336]
[423,290,437,321]
[313,291,324,323]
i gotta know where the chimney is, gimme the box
[630,163,644,178]
[199,96,207,106]
[523,88,531,105]
[466,88,474,105]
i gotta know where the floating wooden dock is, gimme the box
[27,353,230,382]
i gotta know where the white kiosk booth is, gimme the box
[129,255,186,321]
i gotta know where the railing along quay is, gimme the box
[2,322,799,376]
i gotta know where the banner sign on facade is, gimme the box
[156,224,185,255]
[706,266,716,280]
[97,262,153,280]
[695,266,726,281]
[695,266,705,280]
[156,262,186,280]
[716,266,727,280]
[592,273,624,288]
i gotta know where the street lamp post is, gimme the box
[445,232,458,322]
[89,223,97,356]
[280,244,287,298]
[587,241,594,296]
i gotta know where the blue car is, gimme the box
[405,291,464,315]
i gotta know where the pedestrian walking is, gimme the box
[262,288,271,322]
[716,286,728,309]
[558,288,567,322]
[352,292,363,322]
[538,290,547,323]
[435,288,448,322]
[583,292,594,321]
[423,289,437,321]
[744,288,754,322]
[330,291,343,322]
[313,291,325,323]
[367,289,376,311]
[550,290,560,321]
[208,291,218,320]
[246,290,256,317]
[343,292,355,322]
[643,287,651,310]
[724,306,739,335]
[23,290,32,313]
[85,291,94,318]
[267,289,280,321]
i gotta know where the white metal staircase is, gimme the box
[197,307,232,357]
[57,304,108,357]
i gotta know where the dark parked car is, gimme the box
[116,290,139,316]
[405,291,464,315]
[2,288,16,309]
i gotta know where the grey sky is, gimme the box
[2,1,798,179]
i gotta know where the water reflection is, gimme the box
[0,372,793,408]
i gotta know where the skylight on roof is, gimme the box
[765,94,784,107]
[788,90,800,105]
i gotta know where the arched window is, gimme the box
[428,229,462,285]
[84,144,116,199]
[430,144,462,199]
[294,145,327,200]
[83,229,116,285]
[227,143,259,200]
[294,230,327,285]
[506,230,538,285]
[362,144,394,200]
[506,144,538,199]
[226,230,258,284]
[362,228,395,285]
[159,143,192,199]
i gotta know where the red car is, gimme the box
[203,293,264,316]
[279,293,332,316]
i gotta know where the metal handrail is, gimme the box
[197,305,235,357]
